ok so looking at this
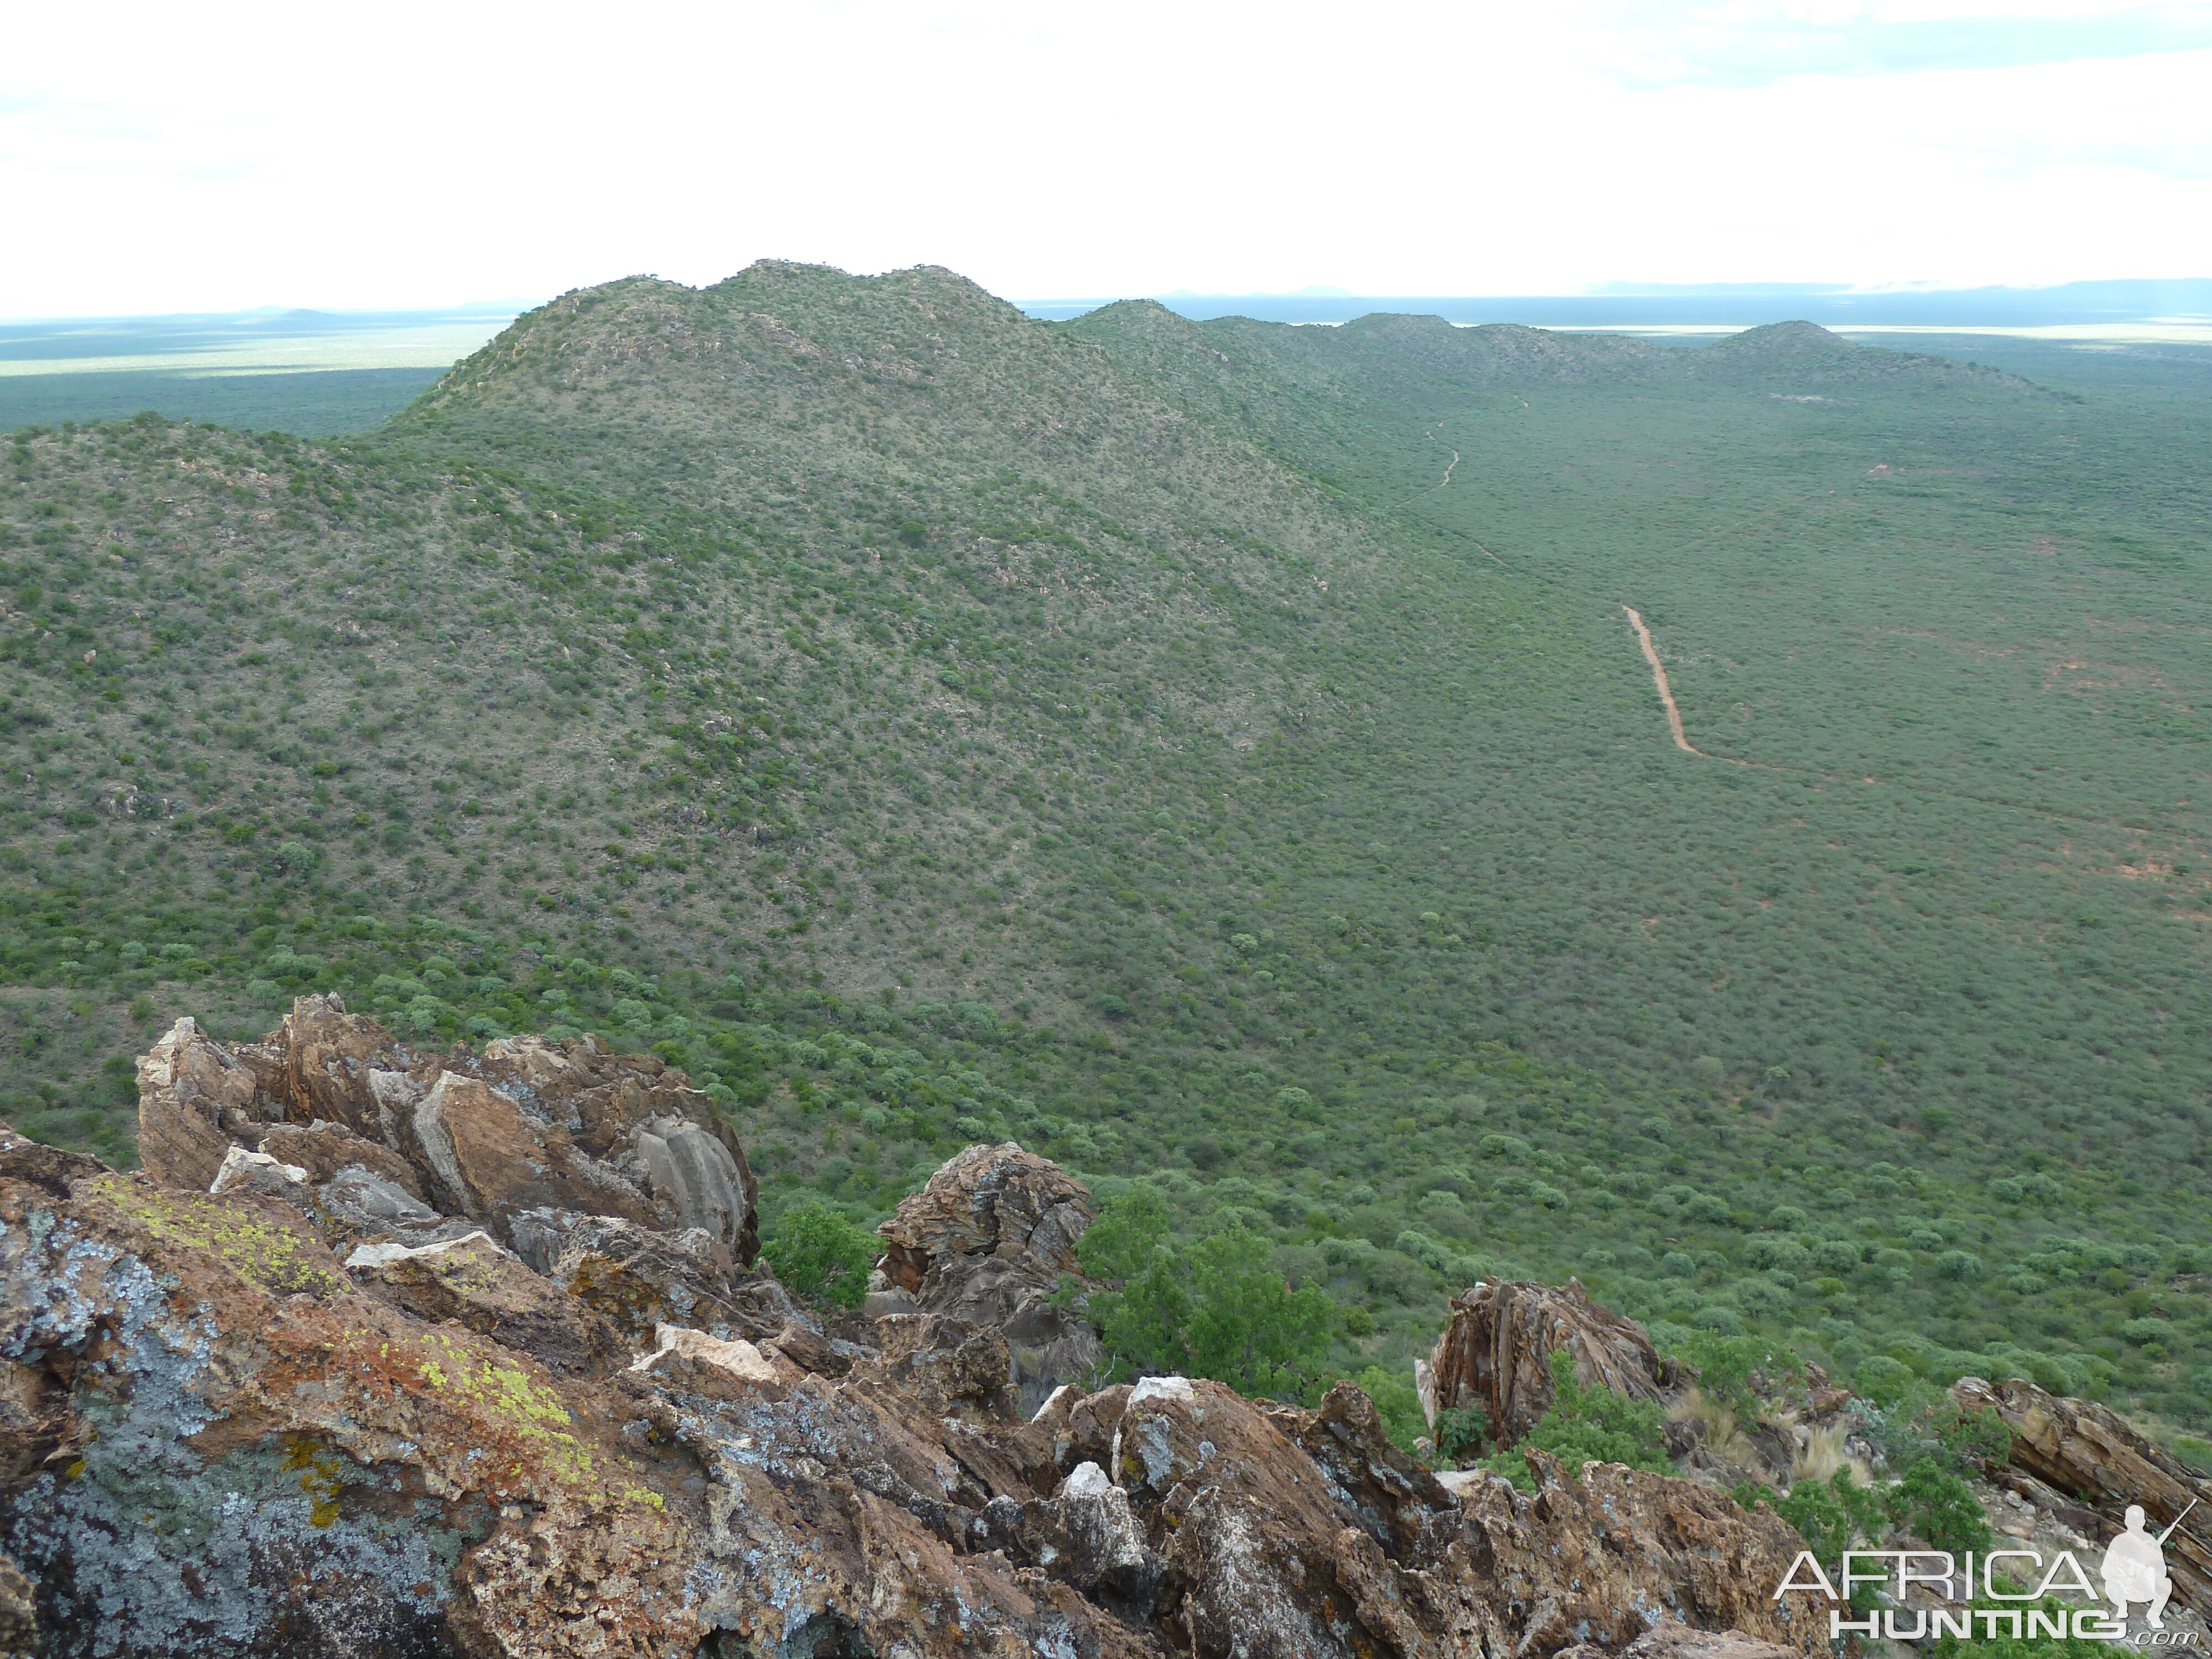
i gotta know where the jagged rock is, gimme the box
[1460,1448,1826,1654]
[11,1103,1844,1659]
[134,1017,262,1191]
[1953,1374,2211,1611]
[477,1034,760,1264]
[1426,1276,1679,1444]
[878,1140,1094,1296]
[317,1162,482,1251]
[543,1213,805,1348]
[207,1145,310,1202]
[346,1231,627,1376]
[256,1120,425,1198]
[139,1001,760,1276]
[859,1314,1021,1418]
[630,1323,786,1387]
[405,1070,661,1244]
[271,995,397,1139]
[875,1141,1104,1412]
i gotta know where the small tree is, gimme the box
[1078,1191,1333,1400]
[761,1203,877,1311]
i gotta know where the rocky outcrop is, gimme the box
[2,1103,1838,1659]
[1424,1276,1680,1444]
[1954,1374,2212,1612]
[873,1140,1105,1412]
[137,999,758,1265]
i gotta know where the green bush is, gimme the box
[1734,1467,1882,1599]
[1885,1457,1991,1554]
[760,1202,878,1311]
[1477,1349,1672,1491]
[1078,1190,1333,1399]
[1854,1355,1917,1407]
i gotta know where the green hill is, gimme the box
[2,267,2207,1436]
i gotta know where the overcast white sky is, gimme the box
[6,0,2208,317]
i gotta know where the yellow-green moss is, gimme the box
[92,1177,343,1298]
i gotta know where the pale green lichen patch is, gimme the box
[414,1331,595,1488]
[88,1176,343,1298]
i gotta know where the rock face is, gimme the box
[2,1093,1841,1659]
[873,1139,1105,1412]
[135,998,759,1267]
[1424,1276,1680,1444]
[1954,1374,2212,1612]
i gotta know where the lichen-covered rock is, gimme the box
[9,1104,1856,1659]
[346,1232,628,1376]
[1426,1276,1679,1444]
[541,1213,804,1349]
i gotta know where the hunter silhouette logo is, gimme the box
[1772,1494,2202,1644]
[2104,1500,2193,1630]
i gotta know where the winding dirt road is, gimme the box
[1621,605,1702,755]
[1394,425,1460,508]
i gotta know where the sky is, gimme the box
[5,0,2209,317]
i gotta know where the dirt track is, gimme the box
[1621,605,1702,754]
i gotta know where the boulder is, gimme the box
[1459,1448,1827,1654]
[1953,1374,2212,1611]
[135,1017,262,1191]
[877,1141,1095,1300]
[406,1070,661,1243]
[1426,1276,1679,1445]
[876,1142,1104,1412]
[256,1120,425,1199]
[544,1213,804,1348]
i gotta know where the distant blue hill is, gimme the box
[1018,278,2212,327]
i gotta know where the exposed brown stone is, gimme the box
[1426,1276,1679,1445]
[134,1016,260,1191]
[1954,1374,2212,1611]
[346,1231,628,1375]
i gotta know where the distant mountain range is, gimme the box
[1019,277,2212,327]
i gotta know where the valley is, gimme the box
[1,265,2206,1454]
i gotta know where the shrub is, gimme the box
[760,1202,878,1311]
[1079,1192,1334,1399]
[1477,1349,1672,1490]
[1734,1467,1882,1592]
[1854,1355,1917,1407]
[1885,1457,1991,1553]
[1934,1250,1983,1281]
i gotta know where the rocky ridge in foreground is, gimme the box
[0,999,1847,1658]
[6,998,2205,1656]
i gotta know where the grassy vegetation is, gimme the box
[1,264,2205,1442]
[0,368,447,440]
